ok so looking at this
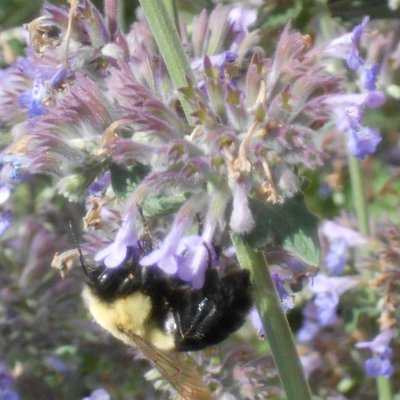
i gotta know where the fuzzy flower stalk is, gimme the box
[0,0,386,398]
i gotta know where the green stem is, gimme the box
[139,0,194,126]
[348,156,393,400]
[347,155,369,236]
[163,0,180,34]
[377,377,393,400]
[231,233,312,400]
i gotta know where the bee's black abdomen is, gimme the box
[173,269,252,351]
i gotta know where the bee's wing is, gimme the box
[124,330,213,400]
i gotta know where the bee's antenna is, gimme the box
[68,221,90,277]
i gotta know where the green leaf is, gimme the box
[244,194,320,267]
[143,192,190,220]
[110,163,149,198]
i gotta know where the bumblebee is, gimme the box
[78,229,252,400]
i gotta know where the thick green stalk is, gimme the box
[348,155,392,400]
[163,0,180,34]
[231,233,312,400]
[377,377,393,400]
[139,0,194,126]
[347,155,369,236]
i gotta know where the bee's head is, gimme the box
[70,222,141,300]
[83,247,145,302]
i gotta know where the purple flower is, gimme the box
[18,65,68,118]
[191,51,238,71]
[228,7,257,46]
[324,16,369,70]
[140,209,192,275]
[347,127,382,160]
[297,317,320,343]
[141,202,217,288]
[0,363,19,400]
[88,172,111,195]
[322,220,367,273]
[0,185,10,204]
[325,91,385,158]
[324,238,348,274]
[356,329,396,355]
[249,308,266,339]
[364,357,394,378]
[356,328,396,378]
[323,18,386,159]
[360,63,380,91]
[311,274,359,296]
[272,273,294,311]
[326,92,385,119]
[82,388,110,400]
[48,68,68,89]
[298,274,359,341]
[314,291,339,326]
[0,210,12,236]
[95,211,138,268]
[229,181,255,234]
[19,79,47,117]
[321,221,367,246]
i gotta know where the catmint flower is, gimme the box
[272,273,294,311]
[298,275,359,341]
[140,203,196,275]
[297,317,320,343]
[360,63,380,91]
[19,79,48,117]
[249,273,294,338]
[249,308,266,339]
[3,1,354,296]
[364,357,394,378]
[347,127,382,160]
[82,388,111,400]
[228,7,257,46]
[322,220,367,273]
[313,291,339,326]
[229,181,255,234]
[88,172,111,196]
[321,221,367,245]
[324,16,370,70]
[324,238,348,275]
[140,199,217,288]
[0,363,19,400]
[95,211,138,268]
[323,17,385,159]
[0,184,10,204]
[18,63,67,119]
[0,210,12,236]
[191,51,238,71]
[356,329,396,378]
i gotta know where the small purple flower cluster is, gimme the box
[0,1,354,294]
[324,17,385,159]
[356,329,396,378]
[0,363,19,400]
[321,220,367,274]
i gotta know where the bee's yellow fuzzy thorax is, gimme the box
[82,285,175,351]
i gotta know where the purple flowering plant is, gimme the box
[0,0,399,399]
